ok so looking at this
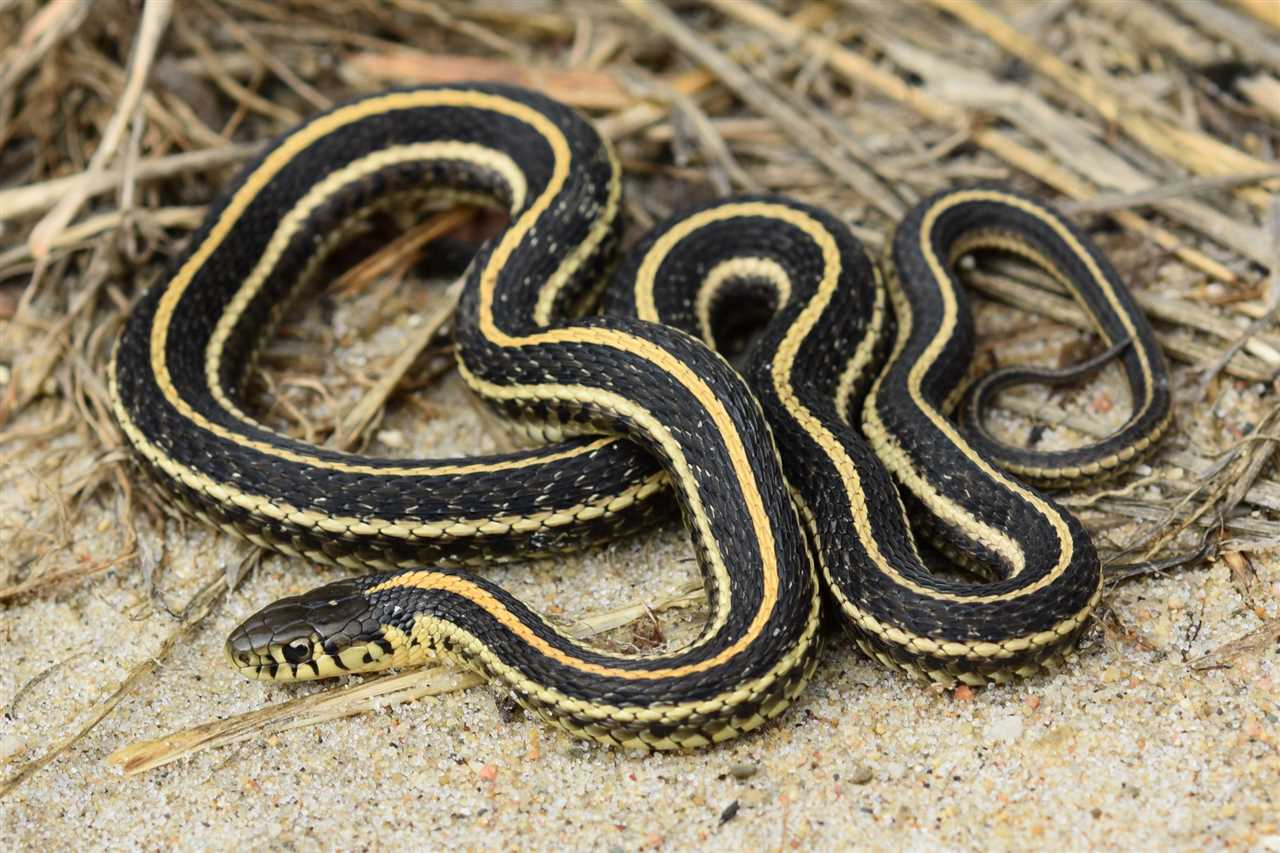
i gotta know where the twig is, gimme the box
[965,267,1275,382]
[0,549,135,604]
[328,281,462,451]
[386,0,527,56]
[175,11,302,128]
[592,4,837,143]
[1190,618,1280,671]
[0,144,258,223]
[1103,528,1217,586]
[341,50,631,110]
[197,0,333,110]
[1196,196,1280,395]
[622,0,905,220]
[1224,0,1280,30]
[24,0,173,276]
[0,0,92,94]
[1176,0,1280,69]
[873,31,1271,265]
[1061,169,1280,215]
[643,73,760,194]
[0,206,203,271]
[925,0,1279,212]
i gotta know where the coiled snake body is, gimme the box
[110,84,1170,750]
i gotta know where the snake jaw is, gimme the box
[225,637,396,681]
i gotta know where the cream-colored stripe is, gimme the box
[386,594,818,735]
[765,206,1043,601]
[692,256,791,345]
[889,189,1153,581]
[203,142,526,429]
[866,282,1034,578]
[472,168,790,671]
[833,263,887,422]
[867,189,1094,588]
[110,384,660,544]
[532,141,623,327]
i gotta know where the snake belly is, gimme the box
[110,84,821,750]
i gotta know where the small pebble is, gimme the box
[719,800,740,824]
[850,765,874,785]
[729,762,758,781]
[478,764,498,782]
[953,684,974,701]
[985,714,1024,744]
[377,429,406,449]
[0,733,23,760]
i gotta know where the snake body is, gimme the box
[110,84,1170,749]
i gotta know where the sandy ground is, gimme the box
[2,280,1278,851]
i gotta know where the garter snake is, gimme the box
[109,84,1170,750]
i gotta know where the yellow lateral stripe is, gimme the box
[109,398,664,542]
[879,189,1157,591]
[367,569,779,681]
[896,193,1074,579]
[865,279,1034,579]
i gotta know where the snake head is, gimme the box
[226,577,395,681]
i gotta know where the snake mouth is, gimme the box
[225,636,327,681]
[224,637,396,681]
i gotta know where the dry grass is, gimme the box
[0,0,1278,843]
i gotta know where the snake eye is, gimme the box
[281,639,312,664]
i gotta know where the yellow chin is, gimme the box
[226,639,397,681]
